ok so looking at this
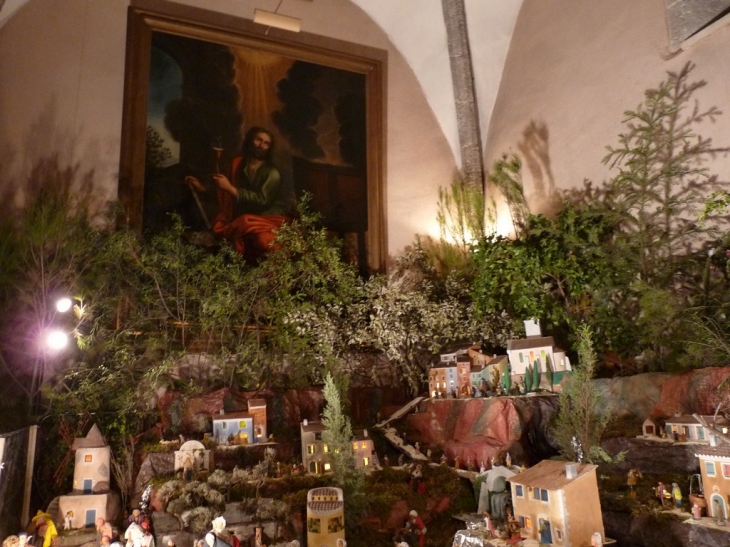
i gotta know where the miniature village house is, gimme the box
[429,343,473,397]
[351,429,376,469]
[482,355,509,388]
[642,418,657,437]
[174,440,212,475]
[508,460,604,547]
[506,320,571,389]
[248,398,268,441]
[695,444,730,520]
[306,487,345,547]
[467,345,490,367]
[430,343,503,398]
[456,354,472,396]
[212,399,268,446]
[58,424,113,529]
[428,364,457,399]
[664,412,729,442]
[301,420,331,474]
[301,420,375,473]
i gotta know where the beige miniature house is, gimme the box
[695,444,730,519]
[467,345,490,367]
[57,424,113,529]
[306,487,345,547]
[301,420,331,474]
[428,364,457,399]
[508,460,604,547]
[351,430,376,469]
[300,421,376,473]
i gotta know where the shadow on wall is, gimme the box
[0,97,104,221]
[517,120,562,216]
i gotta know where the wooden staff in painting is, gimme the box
[186,127,288,261]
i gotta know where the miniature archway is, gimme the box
[538,516,552,544]
[711,493,726,519]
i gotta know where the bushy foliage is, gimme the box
[473,201,615,347]
[473,63,730,370]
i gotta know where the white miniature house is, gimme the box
[57,424,113,529]
[174,440,212,474]
[664,413,730,442]
[506,319,572,390]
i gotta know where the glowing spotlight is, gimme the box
[46,329,69,351]
[56,297,73,313]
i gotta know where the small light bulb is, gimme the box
[46,330,69,350]
[56,298,73,313]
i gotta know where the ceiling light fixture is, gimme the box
[254,0,311,34]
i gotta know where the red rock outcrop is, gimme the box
[406,394,560,466]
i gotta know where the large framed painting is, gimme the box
[119,1,386,272]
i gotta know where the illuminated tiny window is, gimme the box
[307,445,316,454]
[323,444,330,453]
[353,442,358,450]
[327,515,344,533]
[722,463,730,478]
[84,454,93,463]
[324,462,331,471]
[361,442,367,449]
[307,517,321,534]
[363,457,370,466]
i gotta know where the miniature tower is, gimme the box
[58,424,112,528]
[306,487,344,547]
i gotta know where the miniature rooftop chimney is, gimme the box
[303,419,308,426]
[363,429,368,437]
[565,462,578,479]
[524,319,541,337]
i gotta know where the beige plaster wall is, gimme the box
[0,0,128,215]
[484,0,730,217]
[0,0,456,259]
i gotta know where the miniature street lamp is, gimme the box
[55,297,73,313]
[45,329,69,351]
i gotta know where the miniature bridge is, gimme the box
[374,396,425,429]
[374,396,428,462]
